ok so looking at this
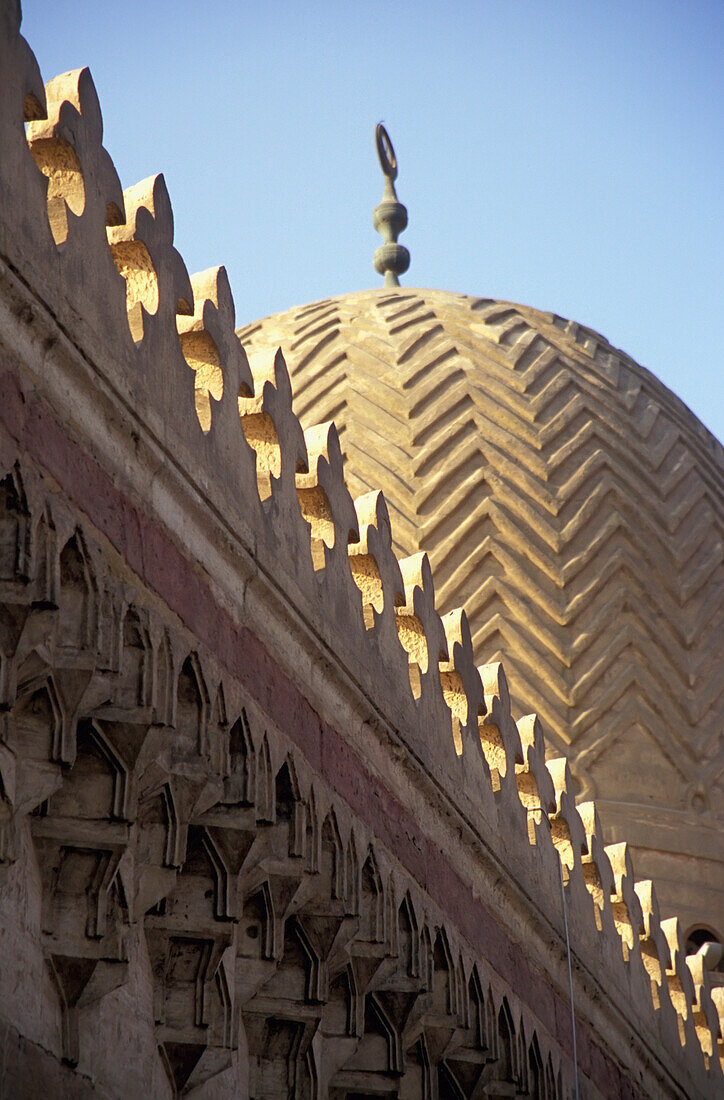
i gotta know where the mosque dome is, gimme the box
[238,285,724,937]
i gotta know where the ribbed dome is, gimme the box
[238,287,724,934]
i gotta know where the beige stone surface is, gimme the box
[239,288,724,938]
[0,1,721,1094]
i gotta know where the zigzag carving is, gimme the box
[238,288,724,838]
[0,2,721,1091]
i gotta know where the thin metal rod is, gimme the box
[559,860,580,1099]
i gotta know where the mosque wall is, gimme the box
[0,2,721,1097]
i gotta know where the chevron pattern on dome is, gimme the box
[238,289,723,821]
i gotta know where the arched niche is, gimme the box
[58,532,96,651]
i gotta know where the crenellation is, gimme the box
[0,5,49,256]
[605,842,643,963]
[439,607,482,756]
[710,987,724,1072]
[633,876,692,1054]
[395,551,443,705]
[107,175,193,348]
[0,4,720,1094]
[662,916,701,1050]
[348,490,406,659]
[477,661,520,795]
[296,420,358,577]
[685,951,720,1067]
[26,67,124,253]
[177,270,229,434]
[515,713,557,828]
[577,801,615,933]
[546,756,589,877]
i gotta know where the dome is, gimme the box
[238,287,724,936]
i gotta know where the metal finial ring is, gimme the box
[375,123,398,181]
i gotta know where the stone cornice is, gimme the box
[0,2,720,1095]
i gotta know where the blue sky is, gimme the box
[20,0,723,439]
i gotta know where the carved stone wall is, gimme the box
[0,451,719,1098]
[0,456,576,1096]
[0,2,721,1096]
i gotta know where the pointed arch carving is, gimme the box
[420,923,434,991]
[329,963,361,1039]
[226,709,256,804]
[455,954,468,1029]
[304,788,318,871]
[366,992,403,1075]
[397,892,419,978]
[406,1033,433,1099]
[545,1052,560,1099]
[190,826,232,921]
[154,629,174,725]
[344,831,359,916]
[256,734,273,822]
[47,717,129,821]
[58,530,96,651]
[138,781,181,870]
[32,505,57,607]
[433,927,457,1017]
[275,755,305,855]
[118,604,152,709]
[360,848,384,943]
[528,1031,545,1099]
[321,810,343,899]
[290,916,325,1003]
[496,997,517,1084]
[0,464,30,582]
[242,881,275,962]
[175,652,209,753]
[11,668,64,765]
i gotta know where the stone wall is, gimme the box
[0,2,721,1096]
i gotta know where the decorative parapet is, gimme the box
[0,2,720,1095]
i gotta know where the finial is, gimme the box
[373,123,410,287]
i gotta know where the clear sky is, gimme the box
[20,0,724,440]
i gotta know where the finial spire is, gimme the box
[373,123,410,286]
